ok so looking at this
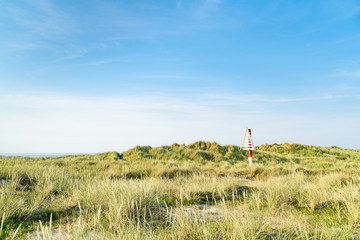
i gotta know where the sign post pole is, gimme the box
[248,129,253,165]
[241,127,254,165]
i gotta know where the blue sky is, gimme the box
[0,0,359,152]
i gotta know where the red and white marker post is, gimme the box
[241,127,255,165]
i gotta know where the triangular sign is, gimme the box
[241,127,254,150]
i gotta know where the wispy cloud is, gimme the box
[67,58,134,67]
[54,48,88,62]
[25,57,134,76]
[135,74,197,80]
[0,42,46,54]
[336,69,360,78]
[0,0,77,57]
[0,93,236,152]
[177,0,183,8]
[335,0,360,18]
[195,0,223,18]
[0,92,357,152]
[199,93,346,104]
[2,0,76,37]
[0,94,212,115]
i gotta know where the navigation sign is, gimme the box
[241,127,254,165]
[241,127,254,150]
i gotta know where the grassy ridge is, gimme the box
[0,142,360,239]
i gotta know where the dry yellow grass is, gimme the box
[0,142,360,239]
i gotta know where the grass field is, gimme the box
[1,141,360,239]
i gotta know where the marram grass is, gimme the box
[0,142,360,239]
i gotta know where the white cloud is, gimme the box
[0,94,233,152]
[0,92,358,153]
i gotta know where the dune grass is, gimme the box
[0,142,360,239]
